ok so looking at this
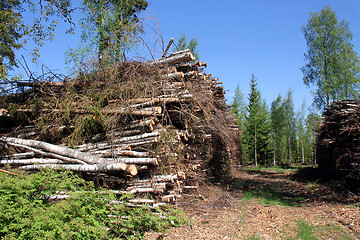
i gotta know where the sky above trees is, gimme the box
[12,0,360,111]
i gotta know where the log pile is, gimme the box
[0,49,239,203]
[317,100,360,191]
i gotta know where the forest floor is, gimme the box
[145,166,360,240]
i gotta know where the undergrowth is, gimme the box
[242,185,304,206]
[287,220,356,240]
[0,168,187,239]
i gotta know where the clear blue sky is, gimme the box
[14,0,360,113]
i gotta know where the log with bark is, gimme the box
[149,51,195,66]
[20,162,134,174]
[0,137,107,165]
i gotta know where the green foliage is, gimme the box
[0,169,186,239]
[173,34,200,60]
[269,90,312,166]
[0,0,75,93]
[231,84,247,128]
[66,0,148,70]
[270,95,285,165]
[233,79,318,167]
[282,90,297,165]
[301,6,360,109]
[0,0,22,68]
[242,74,272,166]
[304,112,320,164]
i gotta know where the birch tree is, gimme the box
[301,6,360,109]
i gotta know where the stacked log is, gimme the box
[0,49,239,203]
[317,100,360,191]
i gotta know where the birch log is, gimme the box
[163,72,184,80]
[20,162,128,173]
[2,142,87,164]
[5,152,36,159]
[149,51,195,66]
[0,158,65,165]
[15,108,162,117]
[0,137,108,165]
[95,150,149,158]
[110,157,158,165]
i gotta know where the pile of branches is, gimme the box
[0,49,240,204]
[317,100,360,191]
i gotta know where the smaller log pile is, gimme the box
[317,100,360,191]
[0,49,239,204]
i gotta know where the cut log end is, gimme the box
[127,164,138,176]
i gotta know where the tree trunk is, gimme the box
[301,138,305,164]
[110,157,158,165]
[254,122,258,167]
[20,162,129,174]
[149,51,195,66]
[0,137,108,165]
[0,158,65,165]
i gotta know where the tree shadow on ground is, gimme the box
[226,167,360,207]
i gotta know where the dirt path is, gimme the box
[145,168,360,240]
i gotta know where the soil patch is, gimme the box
[145,167,360,240]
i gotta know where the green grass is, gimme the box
[245,235,262,240]
[243,185,284,205]
[243,165,297,174]
[286,220,356,240]
[314,224,356,240]
[242,185,303,206]
[295,220,317,240]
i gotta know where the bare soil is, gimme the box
[145,167,360,240]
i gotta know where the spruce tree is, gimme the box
[231,85,247,128]
[243,74,272,166]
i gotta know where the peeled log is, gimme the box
[0,137,108,165]
[20,162,128,173]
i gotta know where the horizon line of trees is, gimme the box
[231,5,360,167]
[231,74,320,167]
